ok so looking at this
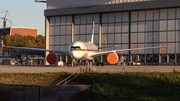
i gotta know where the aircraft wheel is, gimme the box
[101,62,104,66]
[96,62,99,66]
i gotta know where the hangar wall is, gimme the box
[49,16,72,52]
[45,0,180,65]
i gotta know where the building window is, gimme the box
[132,55,138,62]
[161,55,167,62]
[169,54,175,62]
[139,55,145,62]
[177,54,180,62]
[146,55,153,62]
[154,55,159,63]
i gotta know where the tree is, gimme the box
[36,35,45,47]
[0,34,45,50]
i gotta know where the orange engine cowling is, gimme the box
[107,53,119,64]
[47,53,58,64]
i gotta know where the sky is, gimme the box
[0,0,46,36]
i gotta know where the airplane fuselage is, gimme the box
[69,41,98,60]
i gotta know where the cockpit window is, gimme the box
[71,46,81,49]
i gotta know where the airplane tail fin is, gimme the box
[91,21,95,43]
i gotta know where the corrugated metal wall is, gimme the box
[48,7,180,64]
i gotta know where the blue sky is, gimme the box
[0,0,46,36]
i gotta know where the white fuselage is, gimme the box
[69,41,98,60]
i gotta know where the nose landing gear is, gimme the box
[87,62,92,67]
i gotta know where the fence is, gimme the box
[0,84,90,101]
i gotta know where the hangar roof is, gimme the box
[46,0,154,10]
[45,0,180,16]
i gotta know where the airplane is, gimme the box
[2,22,176,66]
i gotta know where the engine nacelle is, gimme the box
[47,53,58,64]
[107,53,119,64]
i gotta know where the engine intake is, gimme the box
[107,53,119,64]
[47,53,58,64]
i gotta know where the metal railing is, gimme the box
[56,70,82,85]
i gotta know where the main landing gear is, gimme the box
[96,62,104,66]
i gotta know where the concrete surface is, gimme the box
[0,65,180,73]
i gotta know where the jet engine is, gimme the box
[107,53,119,64]
[47,53,58,64]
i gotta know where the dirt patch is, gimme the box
[0,76,60,85]
[0,72,72,85]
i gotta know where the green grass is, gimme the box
[76,72,180,101]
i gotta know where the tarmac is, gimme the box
[0,65,180,73]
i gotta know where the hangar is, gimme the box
[43,0,180,65]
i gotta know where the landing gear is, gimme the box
[87,61,93,67]
[96,62,99,66]
[96,62,104,66]
[101,62,104,66]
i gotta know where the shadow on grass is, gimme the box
[75,72,180,101]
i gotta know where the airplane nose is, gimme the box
[71,51,84,59]
[72,51,79,58]
[69,51,75,58]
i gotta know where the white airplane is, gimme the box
[2,22,175,66]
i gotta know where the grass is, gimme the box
[76,72,180,101]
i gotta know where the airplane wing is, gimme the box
[90,44,176,57]
[4,46,69,55]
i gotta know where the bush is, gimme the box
[77,72,180,101]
